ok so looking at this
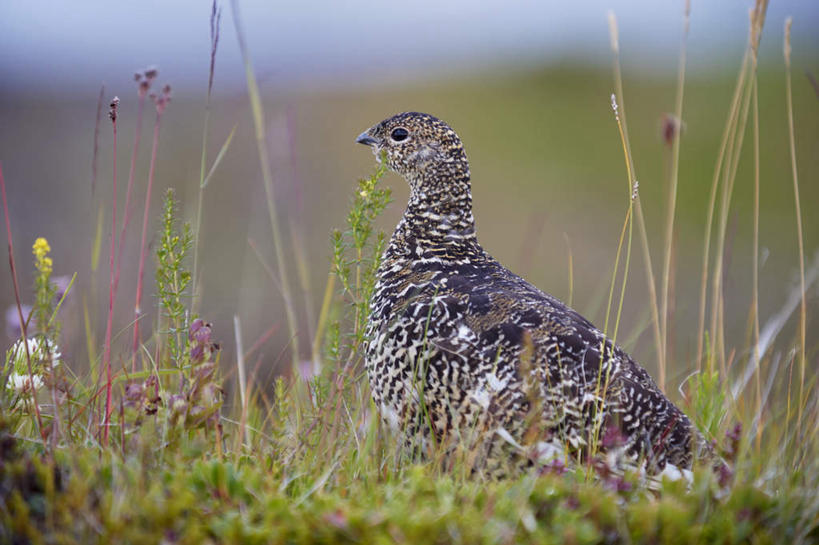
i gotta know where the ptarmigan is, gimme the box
[357,112,709,479]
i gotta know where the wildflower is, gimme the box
[32,237,53,276]
[189,319,217,365]
[32,237,58,333]
[32,237,50,260]
[5,337,61,394]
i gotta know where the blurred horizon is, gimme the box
[2,0,818,98]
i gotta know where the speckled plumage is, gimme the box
[357,112,709,478]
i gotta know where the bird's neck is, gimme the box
[393,169,477,252]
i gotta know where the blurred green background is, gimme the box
[0,2,817,393]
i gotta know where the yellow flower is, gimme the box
[32,237,50,259]
[33,237,52,275]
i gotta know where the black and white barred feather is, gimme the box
[356,112,711,479]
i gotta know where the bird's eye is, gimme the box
[390,127,409,142]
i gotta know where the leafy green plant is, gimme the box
[156,188,194,371]
[329,153,391,362]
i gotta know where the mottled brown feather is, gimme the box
[358,112,710,477]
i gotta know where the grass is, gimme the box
[1,0,818,543]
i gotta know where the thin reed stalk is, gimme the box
[231,0,301,370]
[608,13,662,365]
[784,17,807,427]
[0,163,45,440]
[118,87,149,257]
[118,77,151,372]
[659,0,690,390]
[101,97,120,446]
[132,91,170,360]
[234,315,250,447]
[695,2,767,370]
[751,39,762,451]
[604,92,636,345]
[311,271,336,370]
[711,3,767,375]
[192,0,222,310]
[710,53,755,376]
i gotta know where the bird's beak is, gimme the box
[356,131,379,147]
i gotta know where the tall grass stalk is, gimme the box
[695,51,745,371]
[118,77,151,371]
[713,61,753,372]
[709,8,762,373]
[117,80,149,269]
[659,0,690,390]
[709,41,751,376]
[88,86,105,379]
[696,1,767,372]
[132,90,170,361]
[783,17,807,428]
[233,314,250,447]
[101,97,119,445]
[750,38,762,451]
[0,163,45,440]
[311,272,336,370]
[192,0,222,310]
[607,13,661,360]
[230,0,301,370]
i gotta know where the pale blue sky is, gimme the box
[1,0,816,95]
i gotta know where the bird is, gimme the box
[356,112,711,480]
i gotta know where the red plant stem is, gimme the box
[115,92,147,372]
[132,109,163,357]
[0,163,45,440]
[101,116,118,446]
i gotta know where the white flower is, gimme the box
[7,372,43,393]
[5,336,61,394]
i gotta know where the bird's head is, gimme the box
[356,112,470,187]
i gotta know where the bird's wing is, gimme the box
[427,265,704,470]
